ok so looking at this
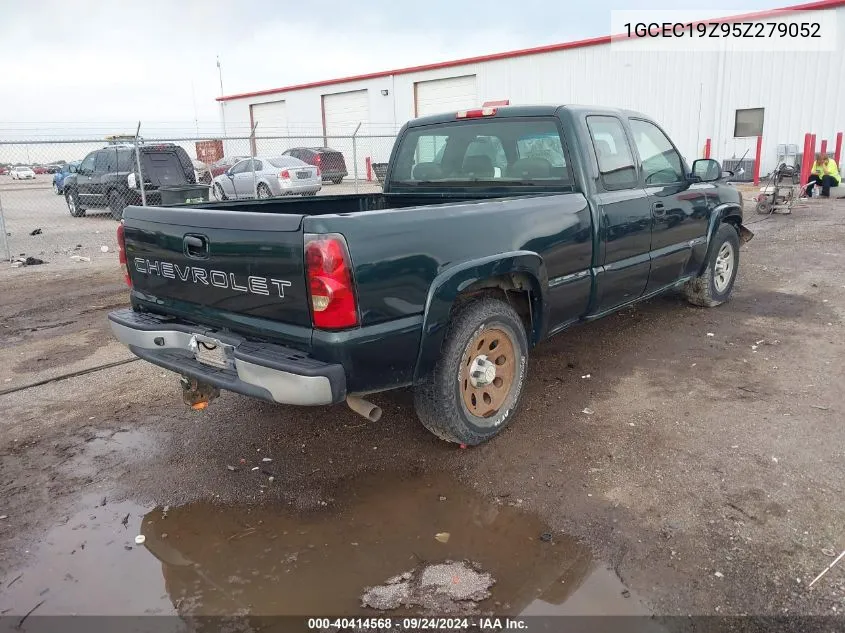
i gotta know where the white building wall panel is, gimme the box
[221,5,845,177]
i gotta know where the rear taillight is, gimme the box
[279,170,290,179]
[116,222,131,287]
[314,154,322,165]
[304,234,357,329]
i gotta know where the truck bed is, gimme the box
[185,190,555,216]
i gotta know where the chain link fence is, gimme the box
[0,131,397,264]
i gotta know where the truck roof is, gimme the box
[406,104,649,128]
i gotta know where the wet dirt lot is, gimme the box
[2,196,845,623]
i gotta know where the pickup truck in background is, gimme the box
[109,105,752,445]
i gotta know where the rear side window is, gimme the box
[117,149,134,172]
[393,118,572,187]
[94,150,112,173]
[586,116,638,190]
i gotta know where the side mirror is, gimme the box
[69,165,77,174]
[691,158,722,183]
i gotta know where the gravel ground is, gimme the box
[1,192,845,620]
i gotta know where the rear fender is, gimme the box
[412,251,547,382]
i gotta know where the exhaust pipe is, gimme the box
[346,395,382,422]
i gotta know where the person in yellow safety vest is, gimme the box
[807,152,841,198]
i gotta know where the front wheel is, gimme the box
[414,298,529,445]
[213,183,227,201]
[53,182,60,195]
[257,183,272,199]
[65,189,85,217]
[683,223,740,307]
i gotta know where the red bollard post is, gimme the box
[820,139,828,155]
[800,133,812,186]
[753,135,763,185]
[835,132,843,165]
[704,138,711,159]
[365,157,372,182]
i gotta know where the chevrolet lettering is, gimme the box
[110,105,753,445]
[132,258,291,297]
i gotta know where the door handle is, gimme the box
[652,202,666,217]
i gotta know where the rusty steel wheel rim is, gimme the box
[459,326,516,418]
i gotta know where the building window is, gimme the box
[734,108,764,137]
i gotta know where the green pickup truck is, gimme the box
[109,105,752,445]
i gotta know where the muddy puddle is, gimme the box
[1,472,646,619]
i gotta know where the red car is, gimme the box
[0,167,8,175]
[32,166,48,175]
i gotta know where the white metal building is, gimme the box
[218,0,845,177]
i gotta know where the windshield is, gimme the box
[392,118,572,189]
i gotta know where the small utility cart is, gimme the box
[755,163,801,215]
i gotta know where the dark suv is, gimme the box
[282,147,347,184]
[63,143,195,219]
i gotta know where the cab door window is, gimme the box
[629,119,685,185]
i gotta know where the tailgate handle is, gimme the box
[184,234,209,259]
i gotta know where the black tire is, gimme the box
[301,191,317,197]
[256,183,272,199]
[108,190,128,220]
[65,188,85,217]
[213,183,228,201]
[683,223,741,308]
[53,182,60,195]
[331,177,343,185]
[414,298,529,445]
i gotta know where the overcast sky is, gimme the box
[0,0,783,135]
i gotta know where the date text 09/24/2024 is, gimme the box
[307,617,528,630]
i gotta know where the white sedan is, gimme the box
[212,156,321,200]
[10,166,36,180]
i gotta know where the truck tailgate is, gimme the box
[123,206,311,327]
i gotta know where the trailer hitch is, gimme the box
[180,376,220,410]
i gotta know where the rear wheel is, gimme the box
[331,177,343,185]
[108,190,128,220]
[683,223,740,307]
[257,183,272,199]
[53,181,60,195]
[65,188,85,217]
[213,183,227,201]
[414,298,529,445]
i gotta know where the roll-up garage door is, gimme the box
[414,75,478,117]
[322,90,370,182]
